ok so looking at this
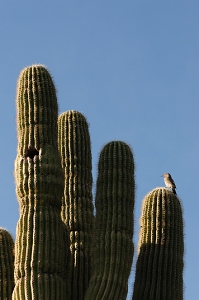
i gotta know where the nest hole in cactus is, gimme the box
[24,146,39,159]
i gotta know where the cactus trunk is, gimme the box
[13,65,69,300]
[85,141,135,300]
[132,188,184,300]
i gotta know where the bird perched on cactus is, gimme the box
[161,173,177,195]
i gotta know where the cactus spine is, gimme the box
[132,188,184,300]
[0,228,15,299]
[58,110,94,300]
[13,65,69,299]
[85,141,135,300]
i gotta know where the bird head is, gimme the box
[161,173,170,178]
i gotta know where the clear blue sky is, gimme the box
[0,2,198,299]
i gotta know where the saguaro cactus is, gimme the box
[85,141,135,300]
[10,64,186,300]
[132,187,184,300]
[13,65,69,299]
[0,228,14,299]
[58,110,94,300]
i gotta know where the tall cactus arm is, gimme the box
[85,141,135,300]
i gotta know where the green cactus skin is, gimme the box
[0,228,15,299]
[13,65,69,300]
[85,141,135,300]
[58,110,94,300]
[132,188,184,300]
